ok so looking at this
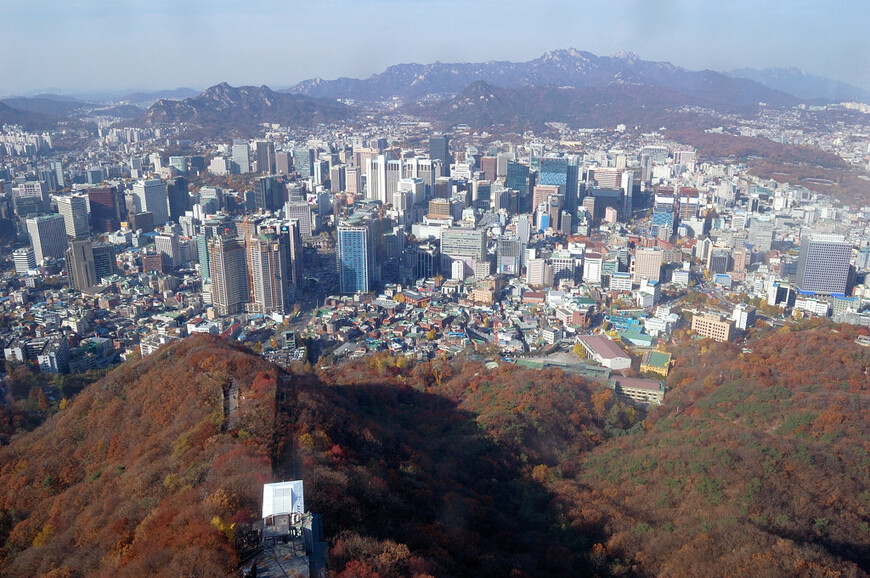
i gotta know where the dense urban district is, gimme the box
[1,49,870,576]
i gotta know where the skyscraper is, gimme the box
[254,176,282,213]
[441,228,486,262]
[294,148,315,178]
[26,213,68,262]
[87,186,121,232]
[337,225,371,293]
[13,247,36,274]
[248,220,302,314]
[796,234,852,295]
[92,243,117,280]
[232,142,251,174]
[208,235,250,315]
[634,247,663,282]
[167,177,191,223]
[284,201,312,238]
[132,179,169,226]
[505,161,530,211]
[57,195,90,239]
[155,233,181,269]
[256,140,276,174]
[429,134,449,176]
[65,239,97,290]
[539,156,569,195]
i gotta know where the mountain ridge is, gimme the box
[727,66,870,103]
[138,82,351,137]
[284,48,798,108]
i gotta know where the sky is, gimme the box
[3,0,870,96]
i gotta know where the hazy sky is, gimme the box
[3,0,870,95]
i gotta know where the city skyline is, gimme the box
[3,0,870,96]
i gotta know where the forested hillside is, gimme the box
[0,336,278,576]
[274,356,636,577]
[0,325,867,576]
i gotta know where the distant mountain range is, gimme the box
[726,67,870,103]
[286,48,798,108]
[5,49,870,136]
[120,87,201,107]
[137,83,352,137]
[406,80,705,132]
[0,95,144,130]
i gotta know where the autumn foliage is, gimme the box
[274,355,636,576]
[0,335,277,577]
[0,324,868,576]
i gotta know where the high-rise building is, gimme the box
[65,239,97,290]
[539,156,569,195]
[732,303,757,331]
[26,213,68,263]
[249,220,302,314]
[92,243,117,280]
[51,160,65,188]
[57,195,90,239]
[284,201,312,238]
[208,235,250,315]
[633,247,663,282]
[155,233,181,268]
[254,176,282,213]
[429,134,450,176]
[87,186,121,232]
[497,237,523,275]
[169,156,187,174]
[748,219,775,253]
[708,248,731,275]
[255,141,276,174]
[132,179,169,226]
[167,177,191,223]
[583,252,603,285]
[505,161,529,210]
[532,185,560,211]
[496,152,511,178]
[14,181,49,215]
[329,165,346,193]
[345,166,361,195]
[480,157,497,181]
[13,247,36,274]
[294,148,315,178]
[337,225,372,293]
[796,235,852,295]
[275,151,291,175]
[441,228,486,262]
[731,247,749,273]
[232,142,251,174]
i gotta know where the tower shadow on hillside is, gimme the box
[272,371,597,577]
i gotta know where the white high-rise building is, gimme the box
[13,247,36,274]
[583,252,603,285]
[155,233,181,268]
[57,195,90,239]
[284,201,312,238]
[132,179,169,226]
[26,213,68,263]
[232,142,251,173]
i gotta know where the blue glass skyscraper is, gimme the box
[338,225,371,293]
[539,157,568,195]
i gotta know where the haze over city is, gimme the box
[4,0,870,575]
[3,0,870,95]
